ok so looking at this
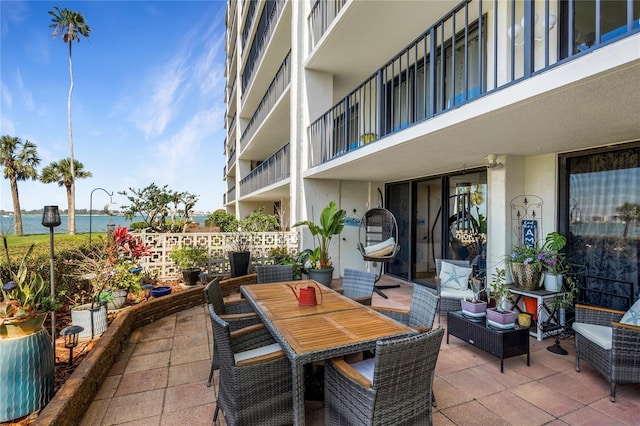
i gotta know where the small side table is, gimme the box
[508,285,566,341]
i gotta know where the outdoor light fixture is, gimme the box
[142,284,155,301]
[507,12,557,46]
[60,325,84,366]
[486,154,503,170]
[42,205,61,350]
[89,188,114,246]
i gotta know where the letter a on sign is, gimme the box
[521,220,538,249]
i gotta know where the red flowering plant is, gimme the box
[65,227,152,305]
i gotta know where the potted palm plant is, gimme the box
[293,201,346,287]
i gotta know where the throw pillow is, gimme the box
[439,261,472,291]
[364,237,395,257]
[620,299,640,326]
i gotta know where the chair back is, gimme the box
[204,278,227,315]
[372,327,444,422]
[435,259,471,275]
[208,307,234,408]
[256,265,294,284]
[408,286,439,330]
[342,268,376,301]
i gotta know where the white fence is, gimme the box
[137,231,299,279]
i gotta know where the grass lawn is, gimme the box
[3,233,99,247]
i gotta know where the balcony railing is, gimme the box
[308,0,640,167]
[241,0,286,93]
[228,112,237,135]
[241,0,259,49]
[241,50,291,151]
[239,143,290,196]
[227,186,236,203]
[227,145,236,171]
[308,0,348,48]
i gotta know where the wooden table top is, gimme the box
[241,282,414,356]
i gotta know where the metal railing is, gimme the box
[227,185,236,203]
[308,0,348,48]
[241,0,259,49]
[241,50,291,150]
[241,0,286,93]
[308,0,640,167]
[239,143,290,196]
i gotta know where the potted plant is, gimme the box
[539,231,570,292]
[0,243,55,422]
[293,201,346,286]
[486,268,518,327]
[509,244,546,290]
[460,277,487,316]
[169,243,208,285]
[227,229,253,278]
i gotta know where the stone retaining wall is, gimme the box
[35,286,206,426]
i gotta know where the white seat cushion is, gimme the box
[350,358,375,382]
[440,288,475,300]
[573,322,613,350]
[234,343,282,364]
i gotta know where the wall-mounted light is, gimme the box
[486,154,503,170]
[508,12,557,46]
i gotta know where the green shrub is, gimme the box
[206,209,238,232]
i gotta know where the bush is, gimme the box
[206,210,238,232]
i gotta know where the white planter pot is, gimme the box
[71,304,108,339]
[107,289,128,311]
[544,273,563,292]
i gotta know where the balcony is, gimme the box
[241,0,259,50]
[226,186,236,204]
[241,0,285,92]
[308,0,640,169]
[308,0,348,49]
[239,143,290,198]
[240,50,291,155]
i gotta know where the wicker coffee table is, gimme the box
[447,311,530,373]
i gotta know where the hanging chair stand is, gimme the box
[357,207,401,299]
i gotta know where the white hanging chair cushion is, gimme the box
[364,237,396,257]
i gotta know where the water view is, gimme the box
[0,214,209,235]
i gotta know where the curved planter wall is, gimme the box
[0,328,54,422]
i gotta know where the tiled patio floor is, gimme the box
[80,277,640,425]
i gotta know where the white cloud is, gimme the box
[15,69,34,111]
[1,81,12,110]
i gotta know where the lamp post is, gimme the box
[89,188,114,245]
[42,206,61,350]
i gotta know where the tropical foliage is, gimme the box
[49,6,91,235]
[293,201,346,269]
[0,135,41,236]
[119,183,199,232]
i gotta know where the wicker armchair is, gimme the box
[324,327,444,425]
[256,265,294,284]
[573,303,640,402]
[373,284,438,332]
[342,268,376,306]
[219,273,258,298]
[209,307,293,426]
[204,278,259,387]
[435,259,473,323]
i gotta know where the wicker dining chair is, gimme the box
[204,278,259,387]
[373,284,439,332]
[435,258,474,323]
[573,303,640,402]
[209,307,293,426]
[324,327,444,426]
[342,268,376,305]
[256,265,295,284]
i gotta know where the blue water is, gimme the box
[0,214,209,235]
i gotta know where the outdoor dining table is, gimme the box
[240,280,416,425]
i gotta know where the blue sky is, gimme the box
[1,0,227,213]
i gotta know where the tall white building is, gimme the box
[224,0,640,309]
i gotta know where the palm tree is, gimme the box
[41,159,92,230]
[49,6,91,235]
[0,135,41,236]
